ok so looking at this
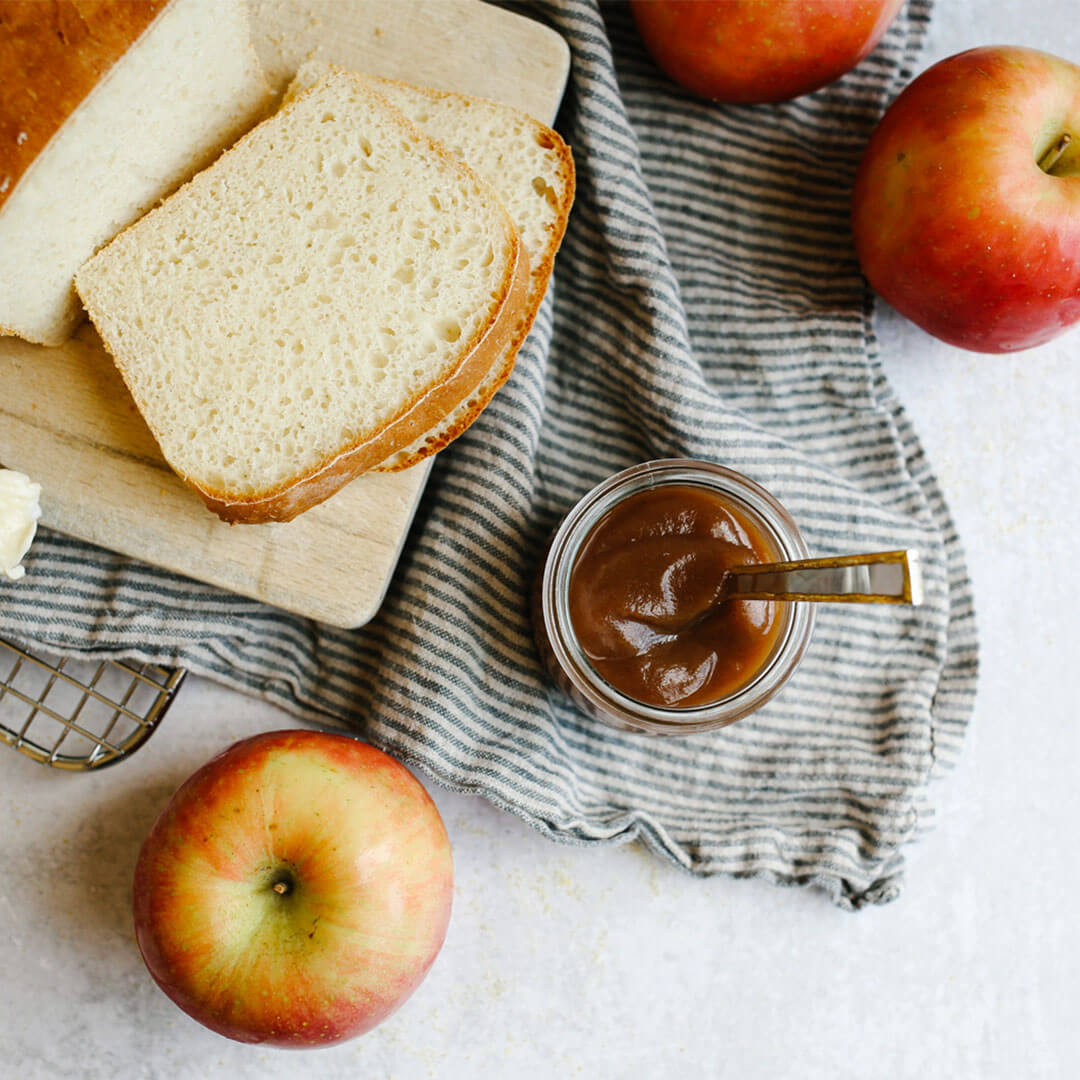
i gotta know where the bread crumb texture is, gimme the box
[76,70,518,498]
[287,64,572,309]
[339,70,576,471]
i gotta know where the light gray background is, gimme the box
[2,3,1077,1077]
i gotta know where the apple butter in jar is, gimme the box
[534,460,815,735]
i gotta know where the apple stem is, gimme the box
[273,881,290,895]
[1038,133,1073,175]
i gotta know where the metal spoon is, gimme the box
[720,549,923,605]
[578,549,923,662]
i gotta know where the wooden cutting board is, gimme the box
[0,0,569,629]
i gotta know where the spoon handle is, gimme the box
[726,550,923,605]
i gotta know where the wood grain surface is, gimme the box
[0,0,570,628]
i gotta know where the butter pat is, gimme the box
[0,469,42,581]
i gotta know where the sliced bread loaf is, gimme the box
[75,68,528,524]
[0,0,271,346]
[283,63,575,472]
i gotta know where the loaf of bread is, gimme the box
[284,63,576,472]
[0,0,271,347]
[75,68,529,524]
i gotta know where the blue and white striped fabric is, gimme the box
[0,0,976,908]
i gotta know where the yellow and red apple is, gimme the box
[132,730,453,1047]
[853,46,1080,353]
[630,0,904,104]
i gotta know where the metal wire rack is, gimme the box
[0,638,186,770]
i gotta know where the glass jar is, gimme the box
[533,459,815,736]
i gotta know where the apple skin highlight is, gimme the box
[132,730,454,1047]
[852,45,1080,353]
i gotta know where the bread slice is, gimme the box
[75,68,528,524]
[0,0,271,347]
[283,64,575,472]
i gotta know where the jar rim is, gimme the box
[541,459,816,734]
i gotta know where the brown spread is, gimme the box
[568,484,783,709]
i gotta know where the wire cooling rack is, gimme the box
[0,639,186,770]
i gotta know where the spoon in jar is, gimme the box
[657,549,923,645]
[645,548,924,645]
[578,549,923,662]
[720,548,923,606]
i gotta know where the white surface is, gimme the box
[2,3,1078,1077]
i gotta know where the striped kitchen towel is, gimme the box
[0,0,976,909]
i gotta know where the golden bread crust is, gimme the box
[0,0,167,211]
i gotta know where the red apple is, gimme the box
[629,0,904,104]
[132,730,453,1047]
[852,46,1080,353]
